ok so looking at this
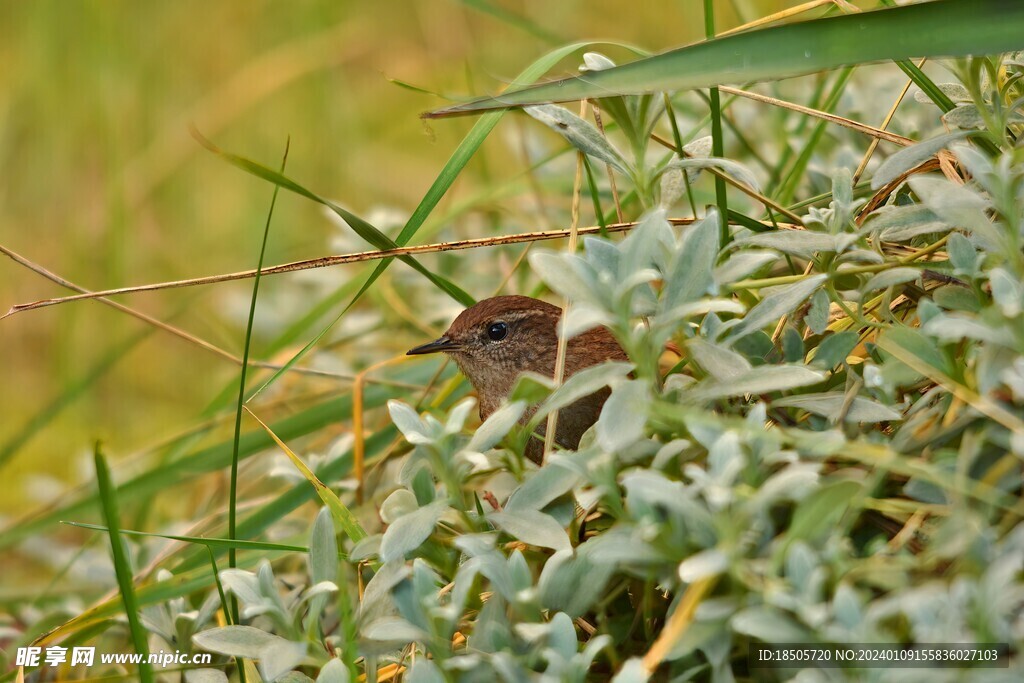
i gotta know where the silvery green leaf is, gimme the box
[488,509,572,552]
[657,299,744,327]
[596,380,649,452]
[380,500,448,562]
[316,659,351,683]
[362,616,429,643]
[659,167,687,209]
[991,268,1022,317]
[772,393,903,422]
[530,251,598,306]
[949,142,993,184]
[837,249,883,265]
[539,549,615,617]
[811,331,858,369]
[908,176,1000,248]
[922,314,1013,345]
[913,83,970,104]
[466,400,525,453]
[303,581,339,601]
[728,274,827,343]
[947,232,977,274]
[620,208,672,278]
[678,548,729,582]
[686,338,751,381]
[611,658,649,683]
[444,398,476,435]
[185,670,229,683]
[548,612,578,661]
[525,104,630,174]
[531,362,632,430]
[668,156,760,192]
[732,606,812,643]
[733,230,842,258]
[380,488,418,525]
[807,289,831,335]
[683,135,713,158]
[871,131,971,190]
[687,365,826,401]
[387,400,432,445]
[833,166,853,205]
[277,673,314,683]
[259,639,308,682]
[309,506,338,589]
[583,237,620,277]
[867,204,950,242]
[713,250,778,285]
[581,51,616,71]
[358,560,408,622]
[505,464,581,512]
[405,658,445,683]
[562,302,613,338]
[863,268,921,291]
[661,209,720,308]
[193,625,285,659]
[218,569,262,607]
[942,104,986,129]
[349,534,381,562]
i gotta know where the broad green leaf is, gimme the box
[806,289,831,335]
[688,365,826,402]
[596,380,649,452]
[810,330,859,369]
[787,479,862,542]
[193,625,287,659]
[772,393,903,422]
[530,361,633,429]
[428,1,1024,115]
[686,338,751,381]
[871,131,972,189]
[728,274,827,342]
[866,205,951,242]
[467,400,526,452]
[661,210,721,308]
[863,268,921,292]
[317,659,352,683]
[380,500,448,562]
[667,157,760,192]
[733,231,844,258]
[309,507,338,587]
[525,104,630,174]
[488,509,572,552]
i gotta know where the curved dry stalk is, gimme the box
[0,243,400,384]
[719,85,914,147]
[4,218,780,318]
[543,101,588,462]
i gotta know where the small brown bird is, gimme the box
[407,295,628,464]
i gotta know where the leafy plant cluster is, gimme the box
[183,52,1024,682]
[7,8,1024,683]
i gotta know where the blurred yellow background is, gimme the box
[1,0,809,514]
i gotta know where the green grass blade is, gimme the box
[93,446,153,683]
[244,406,367,543]
[228,141,287,623]
[191,129,474,307]
[427,0,1024,115]
[61,522,310,554]
[0,385,396,550]
[704,0,729,249]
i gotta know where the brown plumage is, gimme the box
[407,295,628,464]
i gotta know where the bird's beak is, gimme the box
[406,336,460,355]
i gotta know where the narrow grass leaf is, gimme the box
[244,407,367,543]
[428,1,1024,115]
[93,447,153,683]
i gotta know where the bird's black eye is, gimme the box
[487,321,508,341]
